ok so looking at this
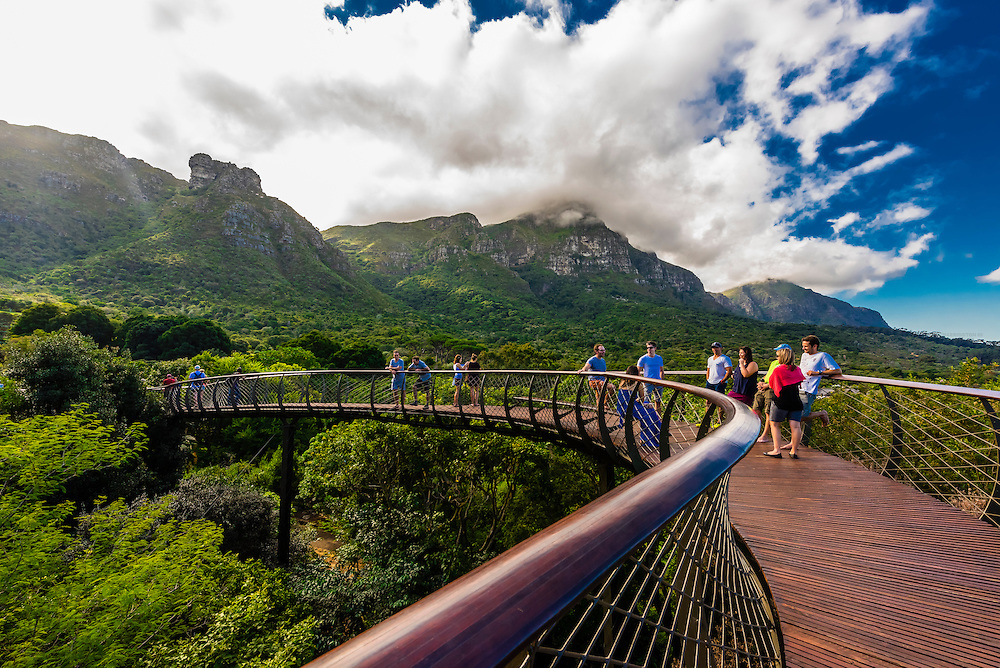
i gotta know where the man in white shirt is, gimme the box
[705,342,732,393]
[798,334,841,427]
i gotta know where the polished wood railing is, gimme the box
[156,369,781,667]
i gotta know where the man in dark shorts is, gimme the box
[407,354,432,407]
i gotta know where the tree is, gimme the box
[8,302,61,336]
[485,342,558,369]
[281,330,341,367]
[157,318,233,359]
[0,410,319,668]
[118,314,188,360]
[1,328,145,426]
[55,305,115,347]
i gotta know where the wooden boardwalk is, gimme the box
[728,446,1000,668]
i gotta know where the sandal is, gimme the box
[763,451,782,458]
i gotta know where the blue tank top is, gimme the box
[731,366,757,396]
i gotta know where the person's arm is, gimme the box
[723,359,733,382]
[580,360,593,373]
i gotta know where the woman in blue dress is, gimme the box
[386,350,406,407]
[451,354,464,406]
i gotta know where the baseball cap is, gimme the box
[711,341,722,348]
[773,344,791,351]
[194,365,201,370]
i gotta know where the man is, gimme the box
[580,343,614,401]
[407,354,433,408]
[636,341,664,412]
[187,364,207,408]
[798,334,841,429]
[754,345,788,444]
[705,342,732,393]
[228,367,243,408]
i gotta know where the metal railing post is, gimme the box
[880,385,904,478]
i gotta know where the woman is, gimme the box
[763,346,806,459]
[728,346,758,407]
[451,354,464,406]
[464,353,482,406]
[386,350,406,407]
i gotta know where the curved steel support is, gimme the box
[979,397,1000,527]
[661,388,680,460]
[880,385,903,478]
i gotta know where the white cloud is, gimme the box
[830,212,861,234]
[837,140,881,155]
[976,266,1000,284]
[0,0,932,295]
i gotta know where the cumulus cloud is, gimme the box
[976,266,1000,284]
[0,0,933,294]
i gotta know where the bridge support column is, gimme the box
[278,419,297,566]
[597,457,616,494]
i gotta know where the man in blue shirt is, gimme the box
[187,364,207,408]
[407,354,433,408]
[579,343,614,402]
[636,340,664,412]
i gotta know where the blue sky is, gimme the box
[1,0,998,340]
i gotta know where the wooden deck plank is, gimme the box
[729,447,1000,668]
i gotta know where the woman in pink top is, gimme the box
[763,347,806,459]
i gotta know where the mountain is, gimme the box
[322,203,721,334]
[2,121,897,346]
[0,122,393,328]
[0,121,181,276]
[712,279,890,328]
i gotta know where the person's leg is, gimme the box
[788,419,803,457]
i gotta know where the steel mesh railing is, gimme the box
[157,369,776,667]
[518,475,780,668]
[805,374,1000,527]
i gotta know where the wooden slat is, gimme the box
[729,447,1000,668]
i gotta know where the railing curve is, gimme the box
[301,382,776,667]
[155,370,779,666]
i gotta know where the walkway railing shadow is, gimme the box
[805,374,1000,527]
[157,369,778,667]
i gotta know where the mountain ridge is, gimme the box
[2,120,889,337]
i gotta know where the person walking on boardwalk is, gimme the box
[407,354,432,408]
[386,350,406,407]
[763,346,806,459]
[451,354,465,406]
[187,364,207,408]
[797,334,841,432]
[162,373,179,408]
[228,367,243,407]
[464,353,482,406]
[728,346,758,407]
[705,342,732,393]
[580,343,614,402]
[636,341,664,412]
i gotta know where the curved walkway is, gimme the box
[729,447,1000,668]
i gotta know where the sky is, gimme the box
[1,0,998,340]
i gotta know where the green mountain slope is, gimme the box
[713,279,890,328]
[0,121,181,276]
[323,203,721,336]
[0,123,396,334]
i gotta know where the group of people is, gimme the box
[699,336,841,458]
[579,336,841,458]
[162,365,245,408]
[386,350,482,408]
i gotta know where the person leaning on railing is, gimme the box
[798,334,841,429]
